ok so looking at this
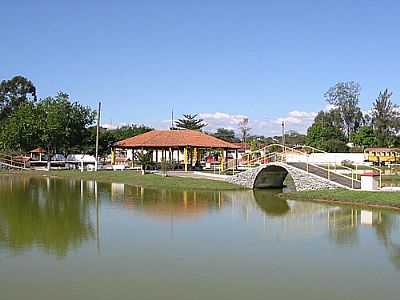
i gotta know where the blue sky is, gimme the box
[2,0,400,135]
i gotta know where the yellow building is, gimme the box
[364,148,400,165]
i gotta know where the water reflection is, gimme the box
[106,185,292,220]
[102,183,400,270]
[375,214,400,269]
[114,185,224,219]
[253,190,290,216]
[326,206,400,269]
[0,175,95,257]
[0,175,399,271]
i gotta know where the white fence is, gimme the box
[286,153,366,164]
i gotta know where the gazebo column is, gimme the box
[220,149,225,172]
[235,149,238,170]
[184,146,188,172]
[189,148,192,168]
[111,148,116,165]
[192,147,197,167]
[225,149,229,170]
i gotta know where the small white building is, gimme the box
[66,154,97,170]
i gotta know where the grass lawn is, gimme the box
[281,189,400,209]
[382,174,400,186]
[1,169,243,191]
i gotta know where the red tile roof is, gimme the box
[232,143,249,150]
[365,148,400,152]
[114,130,240,149]
[30,147,47,153]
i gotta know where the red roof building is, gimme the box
[30,147,47,153]
[29,147,47,161]
[112,129,240,171]
[114,129,240,149]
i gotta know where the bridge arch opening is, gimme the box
[253,165,289,189]
[253,190,290,216]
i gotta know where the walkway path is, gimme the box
[287,162,361,189]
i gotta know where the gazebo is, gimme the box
[29,147,47,161]
[112,129,240,172]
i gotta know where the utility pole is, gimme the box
[95,102,101,171]
[171,109,174,130]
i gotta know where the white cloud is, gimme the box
[276,111,317,125]
[199,110,317,136]
[273,111,317,135]
[101,122,128,130]
[199,112,248,131]
[153,110,318,136]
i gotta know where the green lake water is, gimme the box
[0,175,399,300]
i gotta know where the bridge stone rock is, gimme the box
[226,162,343,191]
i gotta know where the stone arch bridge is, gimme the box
[226,162,352,191]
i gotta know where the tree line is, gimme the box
[171,82,400,153]
[173,114,306,147]
[305,81,400,152]
[0,76,152,156]
[2,76,397,157]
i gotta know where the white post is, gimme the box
[327,163,330,180]
[95,102,101,171]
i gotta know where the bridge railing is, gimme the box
[289,144,382,187]
[221,151,285,175]
[268,144,375,189]
[224,144,382,189]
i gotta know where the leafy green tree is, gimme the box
[351,126,377,148]
[324,81,363,140]
[322,139,349,153]
[250,139,260,151]
[371,89,399,147]
[213,128,238,142]
[305,111,348,152]
[81,124,153,156]
[249,135,276,145]
[284,131,306,146]
[36,92,95,155]
[0,102,41,152]
[175,114,207,130]
[135,151,153,170]
[314,109,344,129]
[111,124,153,141]
[0,76,37,122]
[81,127,114,156]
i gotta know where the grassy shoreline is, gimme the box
[280,189,400,210]
[0,169,243,191]
[2,170,400,209]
